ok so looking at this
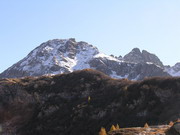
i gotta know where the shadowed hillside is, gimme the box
[0,69,179,135]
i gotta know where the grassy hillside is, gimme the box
[0,69,179,135]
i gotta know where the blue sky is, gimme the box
[1,0,180,73]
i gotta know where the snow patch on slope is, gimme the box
[73,45,97,70]
[94,53,120,62]
[110,71,128,79]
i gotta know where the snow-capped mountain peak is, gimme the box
[1,38,118,78]
[0,38,170,80]
[14,38,101,75]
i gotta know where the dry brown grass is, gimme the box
[108,125,171,135]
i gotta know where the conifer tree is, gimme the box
[88,96,91,103]
[116,124,120,130]
[144,123,149,128]
[169,121,174,126]
[99,127,107,135]
[110,125,116,131]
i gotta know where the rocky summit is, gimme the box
[0,69,180,135]
[124,48,164,68]
[0,38,175,80]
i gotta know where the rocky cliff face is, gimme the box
[165,63,180,76]
[123,48,164,68]
[0,39,170,80]
[124,48,145,63]
[0,38,99,78]
[0,69,179,135]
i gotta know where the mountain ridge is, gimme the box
[0,38,178,79]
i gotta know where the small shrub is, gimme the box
[123,86,128,91]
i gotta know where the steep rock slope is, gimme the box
[0,69,179,135]
[123,48,164,68]
[0,39,169,80]
[165,63,180,76]
[0,38,99,77]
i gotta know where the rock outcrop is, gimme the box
[123,48,164,68]
[165,63,180,76]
